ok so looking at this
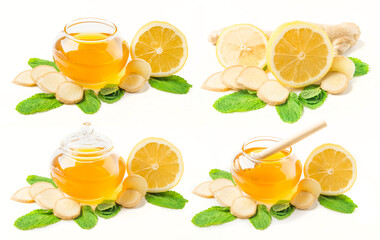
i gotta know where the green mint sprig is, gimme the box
[149,75,192,94]
[299,85,327,110]
[74,205,98,229]
[249,204,272,230]
[77,90,101,114]
[28,58,59,71]
[145,191,188,209]
[192,206,237,227]
[26,175,57,188]
[95,200,121,219]
[98,84,125,104]
[276,92,303,123]
[16,93,63,115]
[14,209,61,230]
[349,57,369,76]
[269,200,294,220]
[318,194,358,214]
[209,169,235,184]
[213,90,266,113]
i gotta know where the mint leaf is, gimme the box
[95,200,121,219]
[276,92,303,123]
[149,75,192,94]
[26,175,57,188]
[74,205,98,229]
[16,93,63,115]
[77,90,101,114]
[299,85,327,109]
[192,206,236,227]
[209,169,235,184]
[318,194,358,214]
[213,90,266,113]
[270,200,294,220]
[98,88,124,104]
[145,191,188,209]
[249,204,271,230]
[28,58,59,71]
[348,57,369,76]
[14,209,60,230]
[99,84,119,95]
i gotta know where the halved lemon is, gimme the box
[216,24,268,68]
[304,144,357,195]
[130,21,188,77]
[127,137,184,193]
[267,21,334,88]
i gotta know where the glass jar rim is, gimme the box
[63,17,118,43]
[241,136,293,163]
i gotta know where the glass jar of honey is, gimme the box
[53,18,129,89]
[231,137,302,203]
[50,122,125,204]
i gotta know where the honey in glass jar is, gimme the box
[50,122,125,204]
[53,18,129,89]
[231,137,302,203]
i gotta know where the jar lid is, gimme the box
[60,122,113,156]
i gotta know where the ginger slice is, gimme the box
[230,196,257,219]
[29,182,55,198]
[221,65,245,90]
[13,70,36,87]
[297,178,321,198]
[202,71,230,92]
[37,72,67,93]
[330,56,355,79]
[34,188,65,209]
[56,82,84,104]
[290,191,315,210]
[119,73,146,93]
[192,181,214,198]
[53,198,81,220]
[209,178,235,195]
[320,72,349,94]
[30,65,57,83]
[122,174,148,196]
[116,188,143,208]
[11,187,34,203]
[236,66,268,91]
[257,80,290,105]
[214,186,243,207]
[126,59,152,81]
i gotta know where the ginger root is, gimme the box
[209,22,360,55]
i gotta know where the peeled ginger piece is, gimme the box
[230,196,257,219]
[192,181,213,198]
[236,66,268,91]
[209,178,235,194]
[29,182,55,198]
[37,72,67,93]
[214,186,243,207]
[297,178,321,198]
[126,59,152,81]
[30,65,57,83]
[34,188,65,209]
[330,56,355,79]
[291,191,315,210]
[122,174,148,196]
[11,186,34,203]
[202,72,229,92]
[321,72,349,94]
[116,189,143,208]
[56,82,84,104]
[119,73,146,93]
[53,198,81,220]
[221,65,244,90]
[257,80,290,105]
[13,70,36,87]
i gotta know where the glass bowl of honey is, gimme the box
[53,18,129,89]
[231,137,302,203]
[50,122,125,204]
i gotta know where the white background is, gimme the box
[1,0,379,239]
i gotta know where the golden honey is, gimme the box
[53,18,129,89]
[231,137,302,203]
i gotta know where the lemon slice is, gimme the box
[127,137,184,193]
[267,21,334,88]
[304,144,357,195]
[130,21,188,77]
[216,24,268,68]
